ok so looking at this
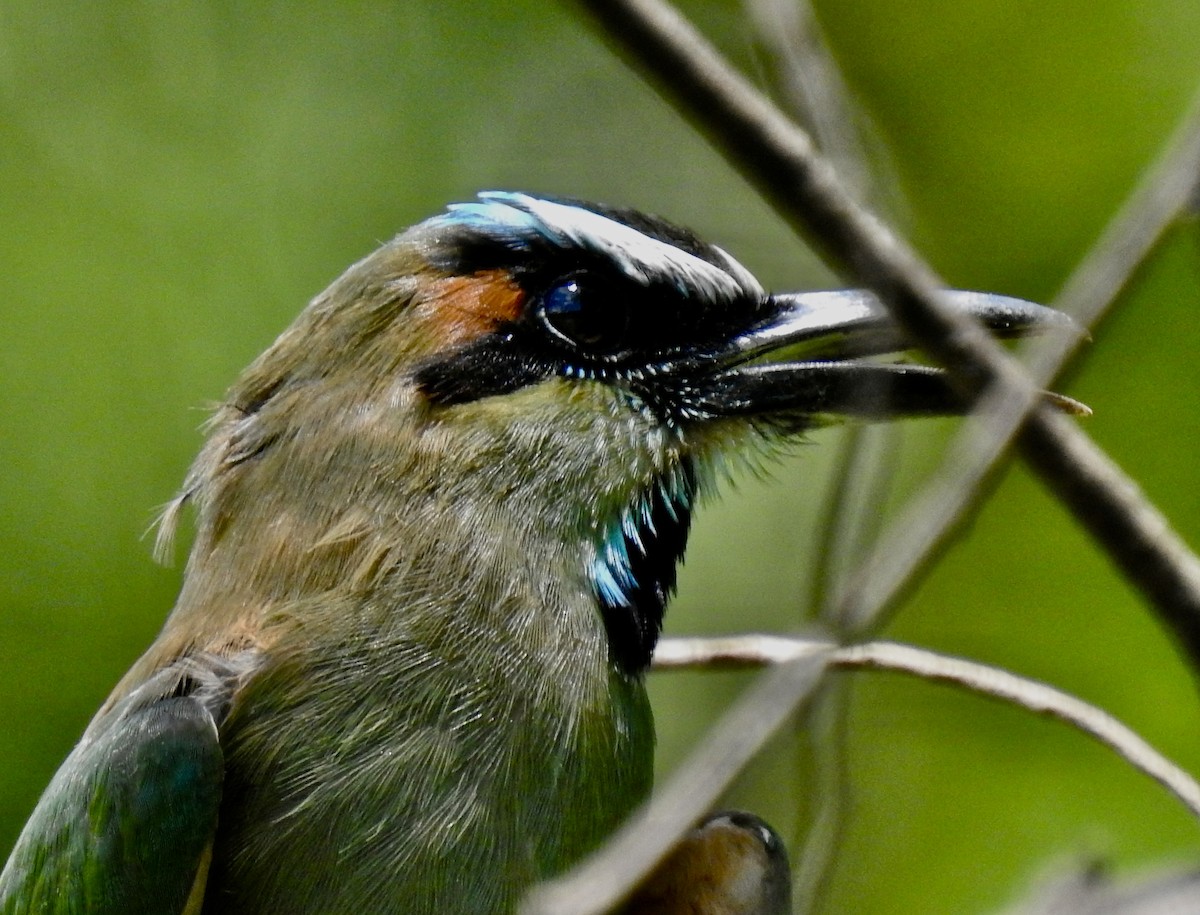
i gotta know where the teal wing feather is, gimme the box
[0,660,236,915]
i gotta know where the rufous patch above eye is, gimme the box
[421,269,525,348]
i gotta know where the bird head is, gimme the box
[162,191,1079,674]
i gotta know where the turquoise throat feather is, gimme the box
[590,460,697,672]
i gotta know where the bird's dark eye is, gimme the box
[537,274,632,358]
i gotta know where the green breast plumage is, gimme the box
[200,554,654,914]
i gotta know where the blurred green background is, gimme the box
[3,2,1200,911]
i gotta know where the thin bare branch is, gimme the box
[814,425,902,627]
[520,650,832,915]
[1048,87,1200,348]
[792,682,850,914]
[744,0,873,199]
[997,865,1200,915]
[808,425,864,620]
[576,0,1200,667]
[654,635,1200,822]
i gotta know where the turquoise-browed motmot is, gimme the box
[0,192,1077,913]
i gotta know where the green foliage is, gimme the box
[2,2,1199,911]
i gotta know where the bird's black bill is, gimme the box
[696,361,1086,420]
[690,290,1087,421]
